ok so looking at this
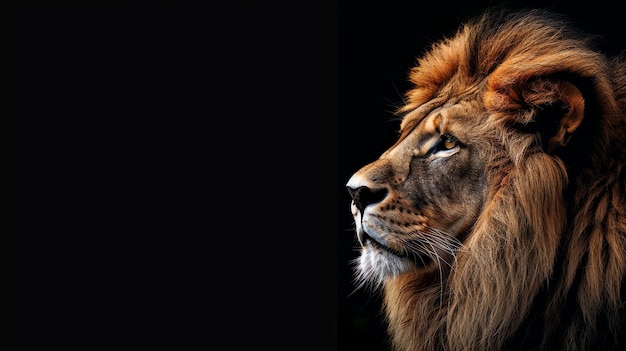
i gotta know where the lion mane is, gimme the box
[347,8,626,351]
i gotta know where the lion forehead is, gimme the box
[395,99,488,153]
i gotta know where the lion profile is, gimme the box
[346,8,626,351]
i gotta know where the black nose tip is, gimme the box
[346,186,387,212]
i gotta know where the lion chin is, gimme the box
[354,245,414,290]
[346,8,626,351]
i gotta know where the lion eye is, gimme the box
[428,133,460,158]
[442,134,458,150]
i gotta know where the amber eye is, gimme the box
[424,133,461,158]
[441,134,458,150]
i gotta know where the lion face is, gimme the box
[347,96,492,287]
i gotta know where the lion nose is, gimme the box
[346,185,387,213]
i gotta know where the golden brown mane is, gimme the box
[379,9,626,351]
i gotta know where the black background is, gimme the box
[5,1,336,350]
[4,0,626,350]
[338,1,626,351]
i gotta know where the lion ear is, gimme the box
[537,81,585,153]
[547,81,585,152]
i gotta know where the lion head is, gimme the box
[346,9,626,351]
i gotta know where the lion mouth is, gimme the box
[358,226,439,268]
[361,230,409,259]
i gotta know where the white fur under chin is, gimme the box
[354,245,414,291]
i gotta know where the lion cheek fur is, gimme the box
[382,155,569,351]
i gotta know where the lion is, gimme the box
[345,8,626,351]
